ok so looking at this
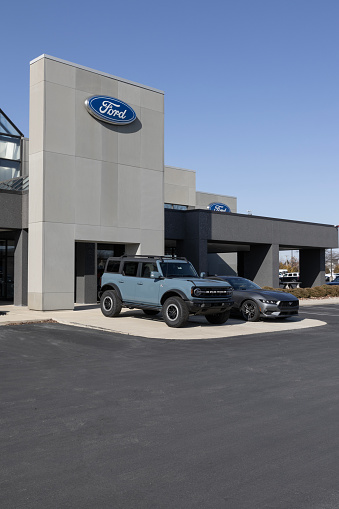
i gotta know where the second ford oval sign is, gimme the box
[208,202,231,212]
[85,96,136,125]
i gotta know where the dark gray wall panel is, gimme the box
[165,209,337,287]
[300,249,326,287]
[211,213,338,249]
[75,242,97,304]
[0,192,24,229]
[241,244,280,288]
[165,209,338,250]
[14,229,28,306]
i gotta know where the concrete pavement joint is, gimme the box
[56,320,134,335]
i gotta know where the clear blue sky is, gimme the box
[2,0,338,226]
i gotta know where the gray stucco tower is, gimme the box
[28,55,164,310]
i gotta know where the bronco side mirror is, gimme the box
[150,271,161,279]
[200,272,207,278]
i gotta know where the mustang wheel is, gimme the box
[241,300,260,322]
[205,310,231,324]
[100,290,122,317]
[162,296,189,328]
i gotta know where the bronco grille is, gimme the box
[193,287,233,298]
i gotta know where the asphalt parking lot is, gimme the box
[1,302,339,508]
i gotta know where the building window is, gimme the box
[0,160,20,181]
[0,135,20,160]
[164,203,188,210]
[0,110,23,182]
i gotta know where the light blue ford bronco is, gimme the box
[99,255,233,328]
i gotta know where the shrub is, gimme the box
[262,285,339,299]
[311,286,328,298]
[291,288,311,299]
[327,285,339,297]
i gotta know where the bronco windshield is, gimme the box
[160,261,198,278]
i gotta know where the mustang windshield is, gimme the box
[160,261,198,278]
[227,278,261,290]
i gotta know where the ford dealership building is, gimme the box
[0,55,337,310]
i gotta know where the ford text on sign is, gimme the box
[85,96,136,125]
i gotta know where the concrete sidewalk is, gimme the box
[1,298,337,340]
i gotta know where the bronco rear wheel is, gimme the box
[162,296,189,328]
[100,290,122,317]
[205,310,230,324]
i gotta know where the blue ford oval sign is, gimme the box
[208,202,231,212]
[85,96,136,125]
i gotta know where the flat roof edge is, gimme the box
[196,190,237,200]
[230,211,338,228]
[30,54,165,95]
[165,165,196,174]
[165,208,338,229]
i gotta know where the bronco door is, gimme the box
[134,262,161,306]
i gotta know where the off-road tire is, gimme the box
[205,310,231,324]
[100,290,122,317]
[162,296,189,328]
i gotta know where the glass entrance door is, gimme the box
[97,243,125,299]
[0,240,14,301]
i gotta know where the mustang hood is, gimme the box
[253,290,298,301]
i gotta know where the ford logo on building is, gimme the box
[208,202,231,212]
[85,96,136,125]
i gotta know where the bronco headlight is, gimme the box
[192,287,202,297]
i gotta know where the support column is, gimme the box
[179,237,208,275]
[14,229,28,306]
[28,223,75,310]
[299,249,325,287]
[241,243,280,288]
[75,242,97,304]
[175,211,210,275]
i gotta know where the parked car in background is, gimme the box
[279,269,288,279]
[208,275,299,321]
[280,272,300,282]
[326,275,339,285]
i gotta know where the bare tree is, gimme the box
[279,256,299,272]
[325,249,339,276]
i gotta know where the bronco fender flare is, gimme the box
[100,283,123,301]
[160,290,188,306]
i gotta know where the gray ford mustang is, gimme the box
[208,276,299,321]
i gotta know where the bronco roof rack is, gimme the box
[118,254,188,261]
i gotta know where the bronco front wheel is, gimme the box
[162,296,189,328]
